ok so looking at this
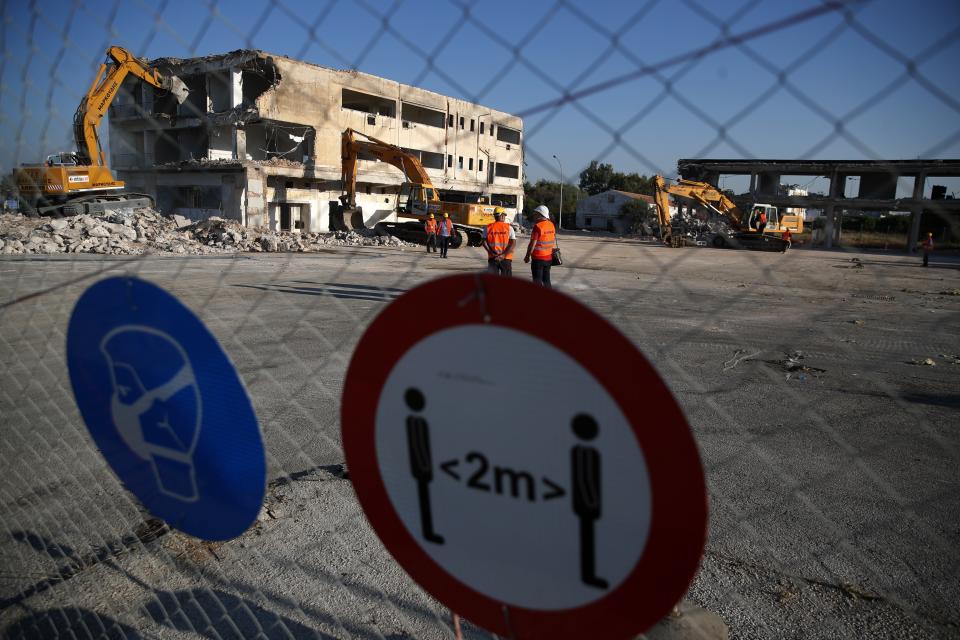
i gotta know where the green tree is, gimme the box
[523,179,581,227]
[578,161,616,195]
[578,160,654,196]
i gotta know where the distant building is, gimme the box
[785,187,808,219]
[575,190,656,233]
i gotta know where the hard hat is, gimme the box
[928,232,933,236]
[428,213,434,219]
[443,212,449,218]
[494,206,505,215]
[533,205,549,218]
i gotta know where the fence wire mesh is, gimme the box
[1,0,959,639]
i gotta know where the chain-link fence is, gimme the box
[2,0,959,638]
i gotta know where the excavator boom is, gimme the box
[340,128,436,209]
[74,46,188,167]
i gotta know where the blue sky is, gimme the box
[2,0,958,190]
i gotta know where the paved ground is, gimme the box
[1,236,958,639]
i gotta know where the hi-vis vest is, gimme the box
[486,221,514,260]
[531,219,556,260]
[424,219,437,234]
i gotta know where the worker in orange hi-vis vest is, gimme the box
[524,205,556,288]
[782,228,792,250]
[757,209,767,234]
[482,207,516,276]
[437,213,454,259]
[922,232,934,267]
[423,213,438,254]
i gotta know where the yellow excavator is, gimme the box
[653,175,802,251]
[12,46,188,217]
[336,128,499,247]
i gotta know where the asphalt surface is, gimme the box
[1,236,958,639]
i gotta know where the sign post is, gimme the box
[342,274,707,639]
[67,276,265,541]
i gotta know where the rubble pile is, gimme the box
[0,209,414,256]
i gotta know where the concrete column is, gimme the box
[907,172,926,253]
[749,172,758,198]
[235,129,247,161]
[823,206,834,248]
[231,67,243,108]
[757,173,780,198]
[834,209,843,245]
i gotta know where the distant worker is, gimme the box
[757,209,767,234]
[438,212,454,259]
[922,232,934,267]
[424,213,438,254]
[524,205,556,288]
[782,228,792,250]
[483,207,516,276]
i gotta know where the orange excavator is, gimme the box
[335,128,499,247]
[12,46,188,217]
[653,175,799,251]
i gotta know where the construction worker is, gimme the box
[438,212,454,258]
[756,208,767,234]
[424,213,438,253]
[483,207,516,276]
[524,205,556,287]
[922,232,934,267]
[782,228,792,250]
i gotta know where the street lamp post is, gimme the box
[553,154,563,232]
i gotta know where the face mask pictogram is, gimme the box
[100,326,202,502]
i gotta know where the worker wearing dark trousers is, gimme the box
[757,210,767,234]
[424,214,438,253]
[483,207,516,276]
[922,232,934,267]
[438,213,453,259]
[524,205,556,287]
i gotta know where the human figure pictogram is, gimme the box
[571,413,607,589]
[405,387,444,544]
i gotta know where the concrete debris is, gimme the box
[767,350,826,374]
[850,319,865,325]
[0,210,414,256]
[940,288,960,296]
[938,354,960,365]
[908,358,936,366]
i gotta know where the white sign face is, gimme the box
[68,175,90,183]
[375,325,652,611]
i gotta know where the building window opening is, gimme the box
[448,154,453,168]
[459,116,464,129]
[401,103,445,128]
[480,122,485,134]
[469,158,474,170]
[470,119,475,132]
[497,126,521,145]
[448,114,454,127]
[458,156,463,169]
[342,89,396,117]
[478,159,484,172]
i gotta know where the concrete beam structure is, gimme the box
[108,50,524,231]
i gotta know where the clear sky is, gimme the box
[2,0,958,188]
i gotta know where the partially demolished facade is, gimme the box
[108,50,524,231]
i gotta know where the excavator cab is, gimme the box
[397,184,434,218]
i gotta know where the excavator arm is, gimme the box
[73,46,188,166]
[655,176,745,230]
[340,128,438,209]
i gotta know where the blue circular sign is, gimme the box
[66,276,265,541]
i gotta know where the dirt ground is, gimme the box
[1,236,958,639]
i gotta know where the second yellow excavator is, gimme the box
[11,46,188,217]
[653,176,801,251]
[336,128,499,247]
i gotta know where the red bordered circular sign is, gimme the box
[342,274,707,640]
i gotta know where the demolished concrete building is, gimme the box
[108,50,524,232]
